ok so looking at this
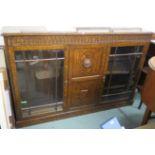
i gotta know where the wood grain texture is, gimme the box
[3,32,152,127]
[141,107,152,125]
[69,78,101,108]
[152,33,155,40]
[4,33,152,47]
[70,47,102,77]
[142,68,155,111]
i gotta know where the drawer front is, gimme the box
[70,48,102,77]
[69,79,101,108]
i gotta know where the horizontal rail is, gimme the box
[72,75,100,81]
[102,91,131,97]
[110,52,143,57]
[22,101,63,110]
[15,57,64,63]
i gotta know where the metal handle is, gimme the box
[83,58,92,68]
[80,89,88,93]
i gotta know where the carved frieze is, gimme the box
[4,33,152,47]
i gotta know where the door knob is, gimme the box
[80,89,88,93]
[83,58,92,68]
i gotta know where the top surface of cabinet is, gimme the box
[3,32,153,47]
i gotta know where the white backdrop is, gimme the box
[0,0,155,32]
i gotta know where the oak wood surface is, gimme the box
[3,32,152,127]
[142,68,155,111]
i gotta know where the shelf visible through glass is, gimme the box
[15,50,64,117]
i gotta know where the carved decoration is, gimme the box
[4,33,152,47]
[71,48,102,77]
[70,79,100,107]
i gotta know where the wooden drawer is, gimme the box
[68,78,101,108]
[70,47,103,77]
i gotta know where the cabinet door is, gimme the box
[70,47,103,77]
[69,79,100,108]
[101,45,144,102]
[13,49,65,118]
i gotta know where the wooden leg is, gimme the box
[138,100,143,109]
[141,107,152,125]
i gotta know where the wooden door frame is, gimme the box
[6,45,68,120]
[104,42,150,103]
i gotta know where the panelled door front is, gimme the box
[68,46,106,108]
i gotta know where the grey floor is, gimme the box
[23,93,153,129]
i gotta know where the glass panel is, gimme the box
[101,92,131,103]
[108,56,131,74]
[57,50,64,58]
[110,46,143,55]
[57,59,64,102]
[108,55,141,74]
[15,50,64,117]
[15,51,24,60]
[15,50,58,60]
[101,46,143,103]
[16,62,27,106]
[103,74,132,95]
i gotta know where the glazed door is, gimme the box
[101,45,144,102]
[12,49,65,118]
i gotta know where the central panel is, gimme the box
[70,47,103,77]
[68,46,104,108]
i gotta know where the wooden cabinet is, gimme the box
[3,33,152,127]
